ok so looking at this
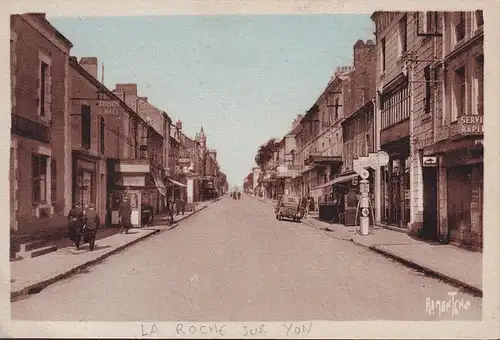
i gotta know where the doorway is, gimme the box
[447,166,472,244]
[422,166,438,240]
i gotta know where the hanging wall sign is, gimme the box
[423,156,437,167]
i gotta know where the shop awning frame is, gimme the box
[311,172,357,191]
[168,178,188,187]
[152,172,167,196]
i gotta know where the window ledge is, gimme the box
[422,115,432,123]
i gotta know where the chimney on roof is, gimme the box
[115,83,138,96]
[79,57,98,79]
[334,65,354,77]
[176,120,182,131]
[354,39,376,66]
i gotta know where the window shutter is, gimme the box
[51,158,57,203]
[37,61,41,115]
[45,66,51,115]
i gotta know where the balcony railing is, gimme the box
[11,114,51,143]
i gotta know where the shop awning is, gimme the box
[311,172,357,191]
[152,172,167,196]
[168,178,188,187]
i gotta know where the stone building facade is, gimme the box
[10,13,73,234]
[69,56,125,225]
[418,11,484,249]
[372,11,484,249]
[372,12,413,229]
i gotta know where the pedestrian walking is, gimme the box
[68,203,85,250]
[305,194,312,218]
[166,198,174,224]
[83,203,100,251]
[180,197,186,215]
[118,196,132,234]
[175,197,180,215]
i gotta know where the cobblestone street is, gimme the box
[11,195,481,321]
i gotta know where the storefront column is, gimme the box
[374,96,382,224]
[187,178,194,204]
[437,156,448,240]
[409,147,424,232]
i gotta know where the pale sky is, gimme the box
[49,14,374,187]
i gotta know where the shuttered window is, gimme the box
[81,105,91,149]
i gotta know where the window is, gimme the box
[381,37,386,72]
[141,124,148,146]
[32,154,48,203]
[99,116,105,154]
[81,105,91,149]
[334,98,340,121]
[452,66,466,122]
[11,31,17,110]
[474,55,484,115]
[424,65,432,113]
[381,85,410,128]
[130,118,138,159]
[475,10,484,28]
[39,61,50,117]
[455,12,466,43]
[423,11,438,32]
[51,159,56,204]
[398,15,408,56]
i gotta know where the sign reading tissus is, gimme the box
[97,100,120,116]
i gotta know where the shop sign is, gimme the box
[116,176,145,187]
[76,159,96,173]
[459,115,483,135]
[423,156,437,167]
[178,158,191,164]
[97,100,120,116]
[352,175,358,186]
[287,165,303,170]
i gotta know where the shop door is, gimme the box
[447,166,472,243]
[390,173,402,224]
[422,166,438,240]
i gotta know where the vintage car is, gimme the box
[275,195,306,222]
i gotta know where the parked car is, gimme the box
[275,195,306,222]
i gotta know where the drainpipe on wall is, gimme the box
[373,94,382,224]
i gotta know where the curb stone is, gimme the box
[11,203,213,301]
[10,229,159,301]
[365,244,482,297]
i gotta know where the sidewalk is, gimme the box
[10,201,213,300]
[251,194,482,296]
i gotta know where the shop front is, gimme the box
[73,151,106,224]
[424,135,483,249]
[167,176,188,202]
[108,159,167,227]
[380,137,411,229]
[312,169,370,226]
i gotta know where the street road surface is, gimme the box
[12,195,481,321]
